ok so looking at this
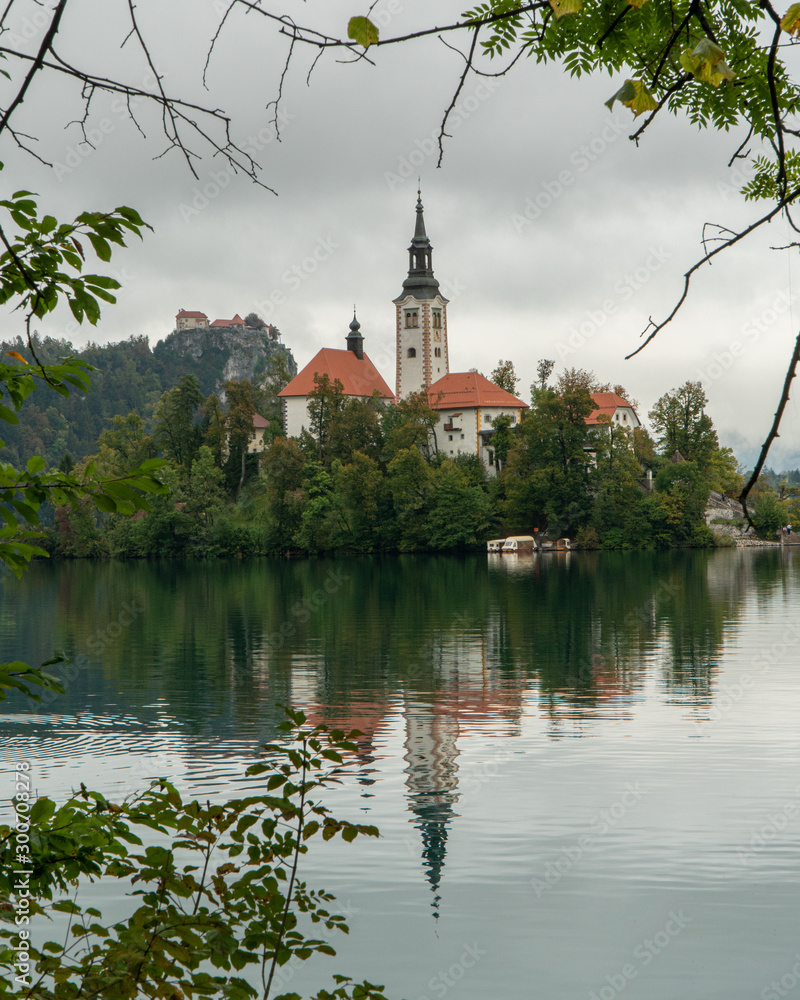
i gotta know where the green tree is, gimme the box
[154,373,205,469]
[91,412,155,478]
[490,413,514,471]
[261,436,307,552]
[386,446,432,550]
[180,444,226,531]
[424,460,493,549]
[383,391,440,461]
[490,359,520,395]
[224,379,258,494]
[307,373,346,462]
[331,451,386,551]
[325,395,386,466]
[649,381,720,468]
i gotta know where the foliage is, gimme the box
[648,381,719,468]
[0,709,388,1000]
[0,191,168,578]
[489,359,520,396]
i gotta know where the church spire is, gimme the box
[399,191,440,300]
[346,306,364,360]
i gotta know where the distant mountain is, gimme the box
[0,327,297,466]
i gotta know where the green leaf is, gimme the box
[26,456,45,474]
[347,16,379,49]
[0,403,19,425]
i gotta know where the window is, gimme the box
[434,347,441,358]
[407,347,416,358]
[623,412,628,422]
[484,414,492,424]
[461,433,465,440]
[432,310,442,329]
[488,450,495,466]
[511,415,516,424]
[405,310,418,328]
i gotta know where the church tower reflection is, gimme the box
[403,698,460,918]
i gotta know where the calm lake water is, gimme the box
[2,549,800,999]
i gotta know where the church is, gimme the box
[276,194,528,473]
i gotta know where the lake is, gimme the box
[2,549,800,1000]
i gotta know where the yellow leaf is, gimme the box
[6,351,28,364]
[681,38,735,86]
[549,0,583,18]
[781,2,800,33]
[627,0,649,9]
[604,79,658,116]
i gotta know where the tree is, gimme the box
[490,359,520,396]
[648,381,719,468]
[244,311,266,329]
[382,391,440,462]
[306,373,346,463]
[224,379,257,494]
[534,359,555,397]
[90,412,155,477]
[154,374,205,469]
[490,413,514,471]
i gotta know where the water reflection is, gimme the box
[1,547,798,913]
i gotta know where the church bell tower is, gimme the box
[394,193,449,398]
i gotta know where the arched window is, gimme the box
[407,347,417,358]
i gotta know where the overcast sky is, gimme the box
[3,0,800,468]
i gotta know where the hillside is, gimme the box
[0,328,296,466]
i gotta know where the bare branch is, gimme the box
[437,27,480,168]
[739,328,800,522]
[626,193,797,359]
[0,0,67,139]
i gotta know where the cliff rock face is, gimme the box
[156,327,297,398]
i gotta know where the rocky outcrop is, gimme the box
[155,326,297,399]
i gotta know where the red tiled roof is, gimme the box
[252,413,270,429]
[176,309,207,319]
[210,315,245,327]
[278,348,395,400]
[427,371,527,410]
[586,392,638,425]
